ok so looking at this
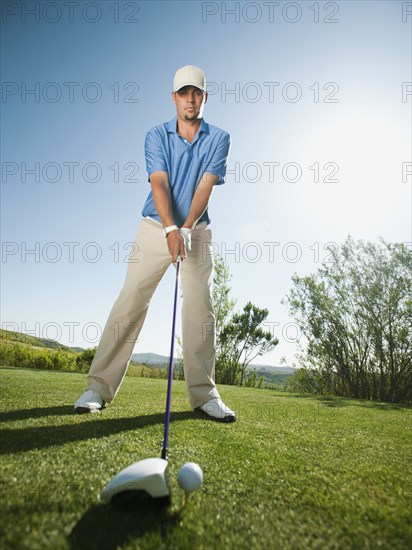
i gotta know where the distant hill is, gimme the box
[0,328,79,353]
[131,352,294,373]
[131,352,169,366]
[131,352,294,385]
[248,363,295,374]
[0,330,294,386]
[245,364,295,386]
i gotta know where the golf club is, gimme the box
[101,256,181,505]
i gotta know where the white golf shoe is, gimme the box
[197,397,236,423]
[74,389,105,413]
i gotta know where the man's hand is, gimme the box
[180,227,192,254]
[166,229,186,262]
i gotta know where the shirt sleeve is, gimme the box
[145,128,168,180]
[203,131,231,185]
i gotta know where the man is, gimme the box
[74,65,235,422]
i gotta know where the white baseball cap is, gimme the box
[173,65,206,92]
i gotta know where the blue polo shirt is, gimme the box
[142,117,230,227]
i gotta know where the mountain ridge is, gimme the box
[131,352,295,373]
[0,330,295,373]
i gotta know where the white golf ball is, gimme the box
[177,462,203,493]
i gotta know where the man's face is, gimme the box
[172,86,208,121]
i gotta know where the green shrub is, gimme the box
[0,342,76,372]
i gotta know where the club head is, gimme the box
[101,458,170,506]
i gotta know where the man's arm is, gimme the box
[150,171,186,261]
[150,171,175,227]
[183,173,218,229]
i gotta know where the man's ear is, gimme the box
[204,92,208,104]
[171,91,176,105]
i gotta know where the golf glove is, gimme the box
[180,227,192,253]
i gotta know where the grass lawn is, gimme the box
[1,367,411,549]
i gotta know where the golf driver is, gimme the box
[101,256,181,505]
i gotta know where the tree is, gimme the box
[212,254,236,382]
[284,237,412,403]
[218,301,279,386]
[213,254,236,350]
[212,256,278,386]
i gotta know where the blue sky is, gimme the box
[1,0,411,366]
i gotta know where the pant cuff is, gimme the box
[86,379,115,404]
[190,387,220,410]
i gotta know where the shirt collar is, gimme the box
[166,116,209,137]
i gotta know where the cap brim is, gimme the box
[174,83,205,92]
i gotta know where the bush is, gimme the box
[75,348,96,373]
[284,238,412,403]
[0,342,77,372]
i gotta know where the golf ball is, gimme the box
[177,462,203,493]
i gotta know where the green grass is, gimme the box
[1,368,411,549]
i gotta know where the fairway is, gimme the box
[1,368,411,549]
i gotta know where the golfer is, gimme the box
[74,65,236,422]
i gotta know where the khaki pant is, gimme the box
[87,218,221,409]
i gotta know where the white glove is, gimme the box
[180,227,192,254]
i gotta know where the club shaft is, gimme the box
[161,259,180,460]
